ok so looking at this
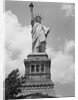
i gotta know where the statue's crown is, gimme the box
[35,14,42,20]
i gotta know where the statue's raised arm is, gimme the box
[29,3,35,27]
[29,3,50,53]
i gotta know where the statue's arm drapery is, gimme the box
[42,25,50,37]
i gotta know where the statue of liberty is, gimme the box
[29,3,50,53]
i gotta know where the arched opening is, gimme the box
[31,65,35,72]
[36,65,40,72]
[41,64,44,72]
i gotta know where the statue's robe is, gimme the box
[31,22,50,53]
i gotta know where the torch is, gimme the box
[29,2,34,12]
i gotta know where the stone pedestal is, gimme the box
[19,53,55,97]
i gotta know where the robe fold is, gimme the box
[31,22,50,52]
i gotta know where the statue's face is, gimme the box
[36,16,41,23]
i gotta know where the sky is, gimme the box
[5,0,75,97]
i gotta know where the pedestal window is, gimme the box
[36,65,40,72]
[41,64,44,72]
[31,65,35,72]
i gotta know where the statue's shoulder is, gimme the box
[31,18,35,27]
[32,22,39,28]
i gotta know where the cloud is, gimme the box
[64,40,75,53]
[57,37,61,41]
[46,40,75,84]
[5,11,32,78]
[5,11,75,84]
[61,4,75,17]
